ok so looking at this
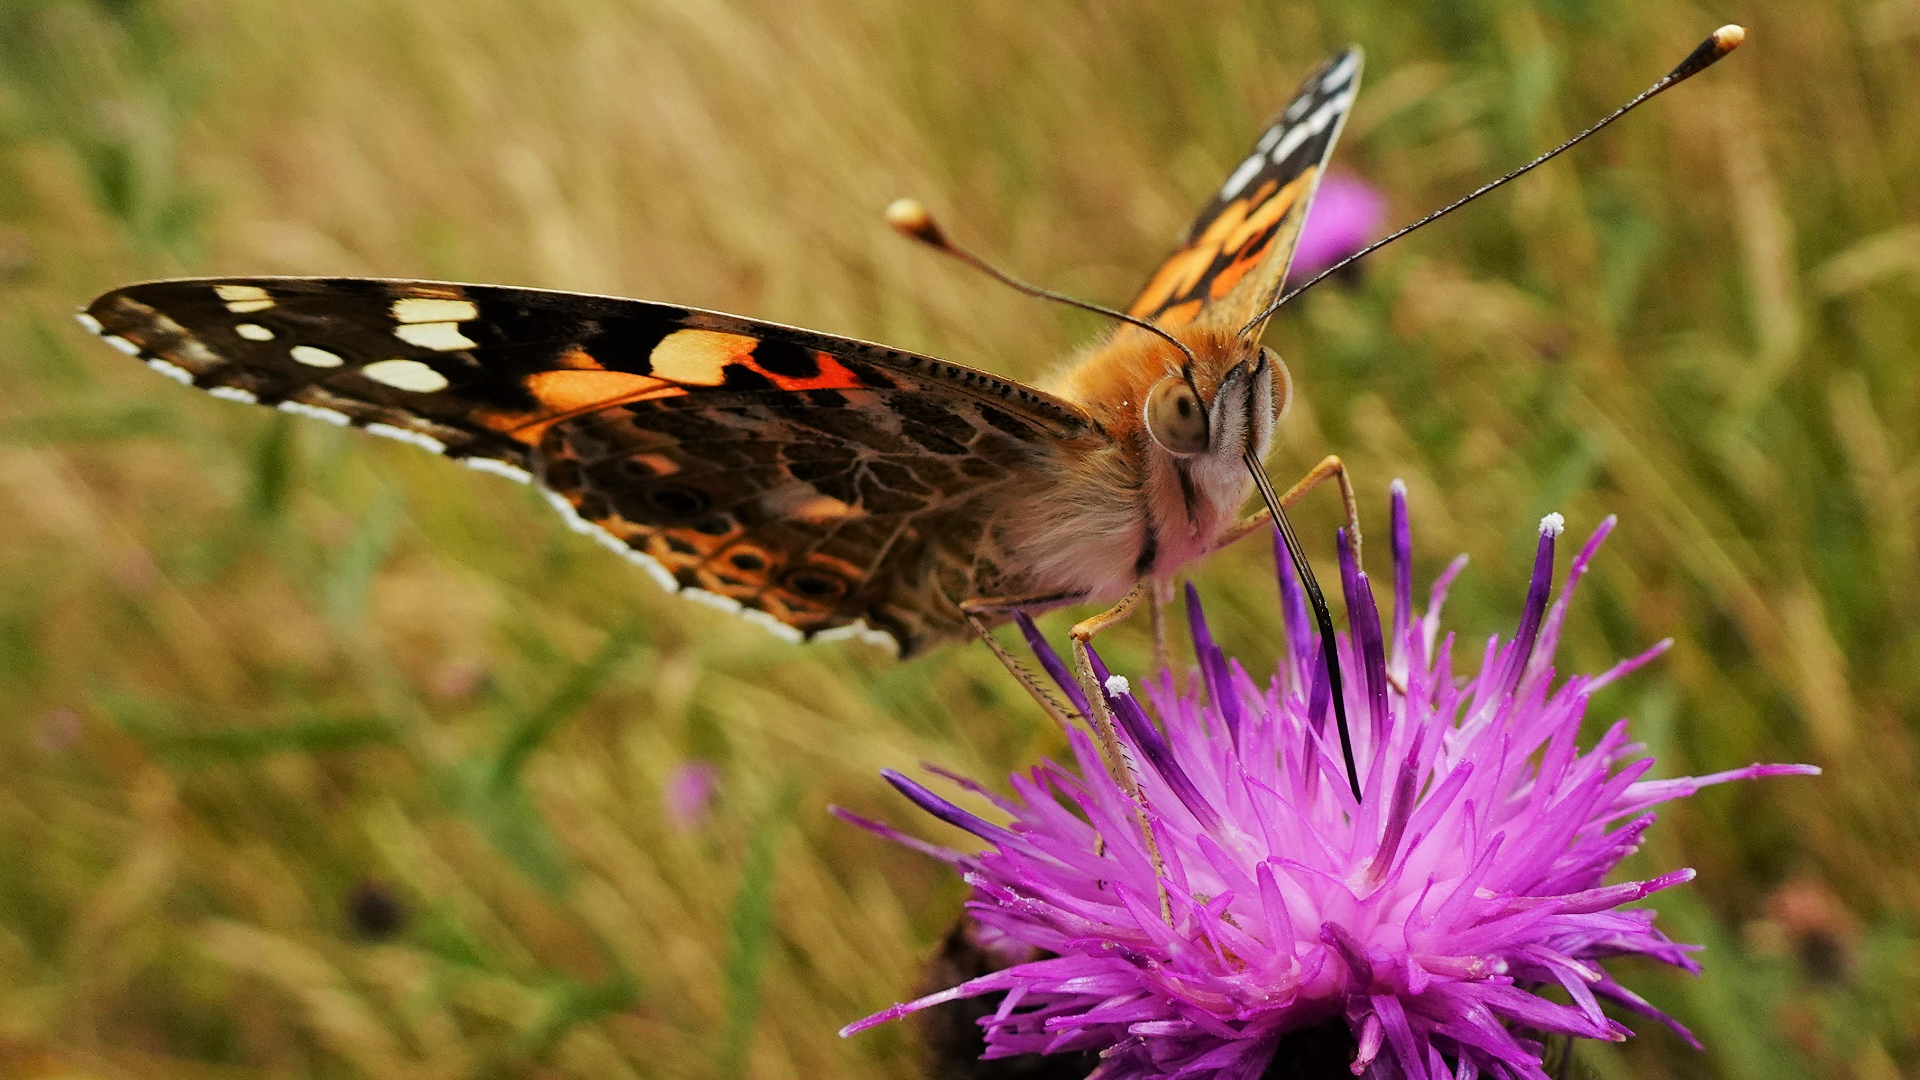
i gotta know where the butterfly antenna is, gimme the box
[886,198,1199,368]
[1244,448,1363,802]
[1238,24,1746,335]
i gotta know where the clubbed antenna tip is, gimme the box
[884,195,1200,366]
[1670,24,1746,81]
[885,197,949,249]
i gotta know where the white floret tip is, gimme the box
[1539,512,1566,538]
[1104,674,1131,697]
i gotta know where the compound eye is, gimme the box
[1145,377,1208,455]
[1258,345,1293,418]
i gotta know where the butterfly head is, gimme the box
[1127,329,1292,547]
[1141,337,1289,464]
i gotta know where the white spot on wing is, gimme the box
[541,489,681,592]
[1321,52,1359,92]
[147,358,193,385]
[813,621,901,654]
[290,345,344,368]
[215,284,275,314]
[1269,89,1355,166]
[1219,152,1267,200]
[278,400,353,426]
[682,588,743,615]
[234,323,276,341]
[544,489,592,531]
[623,546,680,593]
[361,358,450,392]
[391,298,478,323]
[463,457,533,484]
[74,312,104,334]
[534,485,822,649]
[393,322,477,352]
[364,423,447,454]
[207,385,257,404]
[104,334,142,356]
[738,606,805,643]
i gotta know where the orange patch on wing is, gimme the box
[650,328,759,386]
[393,283,467,301]
[554,344,606,370]
[1130,244,1222,318]
[480,369,687,444]
[1128,179,1288,319]
[774,551,867,607]
[1193,198,1252,250]
[1157,298,1205,327]
[1208,252,1260,299]
[1223,168,1312,255]
[737,349,866,391]
[525,369,681,414]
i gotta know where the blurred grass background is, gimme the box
[0,0,1915,1077]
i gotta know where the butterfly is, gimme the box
[78,48,1365,679]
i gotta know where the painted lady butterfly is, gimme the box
[79,49,1365,665]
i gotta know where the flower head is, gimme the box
[1287,172,1387,288]
[664,760,721,831]
[840,485,1816,1079]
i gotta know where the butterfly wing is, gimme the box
[81,278,1100,655]
[1127,48,1362,335]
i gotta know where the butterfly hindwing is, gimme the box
[81,278,1099,654]
[1128,48,1362,333]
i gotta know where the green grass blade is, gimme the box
[716,782,798,1078]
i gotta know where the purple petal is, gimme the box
[1015,612,1092,719]
[1390,479,1414,652]
[1186,581,1243,746]
[1086,647,1223,834]
[829,805,968,866]
[1501,515,1561,698]
[1275,523,1314,685]
[1321,921,1375,990]
[882,769,1019,846]
[1338,528,1392,750]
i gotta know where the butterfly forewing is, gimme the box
[1127,48,1361,334]
[82,278,1099,655]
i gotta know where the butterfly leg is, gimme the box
[958,590,1139,784]
[962,586,1174,922]
[1216,454,1362,563]
[1067,584,1174,921]
[1148,576,1175,676]
[962,609,1081,739]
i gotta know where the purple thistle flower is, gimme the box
[664,760,720,831]
[838,483,1817,1080]
[1287,173,1387,289]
